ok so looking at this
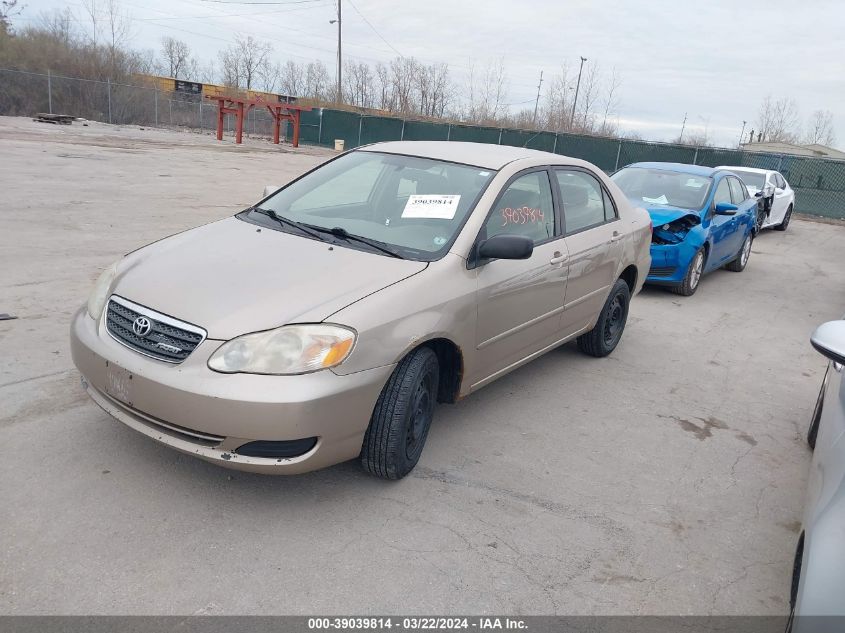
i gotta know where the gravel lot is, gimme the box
[2,116,844,615]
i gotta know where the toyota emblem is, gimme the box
[132,316,152,337]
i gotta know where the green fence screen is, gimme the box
[303,107,845,219]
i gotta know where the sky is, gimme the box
[12,0,845,148]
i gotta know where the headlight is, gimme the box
[87,263,118,320]
[208,324,356,375]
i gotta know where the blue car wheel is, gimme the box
[669,248,705,296]
[726,233,752,272]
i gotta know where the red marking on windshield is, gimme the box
[502,207,544,226]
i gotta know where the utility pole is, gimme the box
[679,112,687,143]
[330,0,342,104]
[738,120,747,147]
[569,56,587,130]
[532,70,543,126]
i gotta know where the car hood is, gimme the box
[636,203,703,227]
[112,217,428,339]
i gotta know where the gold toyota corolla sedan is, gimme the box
[71,141,651,479]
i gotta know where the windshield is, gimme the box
[611,167,712,211]
[254,151,496,259]
[728,169,766,189]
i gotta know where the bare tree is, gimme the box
[598,66,621,136]
[195,59,216,84]
[373,62,394,111]
[541,63,574,131]
[806,109,836,146]
[258,58,280,93]
[465,58,508,123]
[37,8,77,45]
[80,0,98,46]
[279,60,304,97]
[304,60,331,100]
[1,0,23,34]
[343,60,374,108]
[218,48,240,88]
[160,36,191,79]
[104,0,132,73]
[219,35,272,90]
[757,95,800,143]
[574,61,601,132]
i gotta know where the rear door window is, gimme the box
[556,170,610,234]
[729,177,746,204]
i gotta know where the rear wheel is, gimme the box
[577,278,630,357]
[361,347,439,480]
[670,248,705,296]
[775,204,793,231]
[725,233,752,272]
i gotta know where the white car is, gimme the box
[717,166,795,232]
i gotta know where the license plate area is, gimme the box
[104,361,133,406]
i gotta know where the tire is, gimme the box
[775,204,793,231]
[807,365,828,450]
[669,248,705,296]
[577,278,630,357]
[725,232,752,272]
[361,347,439,480]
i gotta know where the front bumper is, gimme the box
[646,243,693,285]
[70,306,394,474]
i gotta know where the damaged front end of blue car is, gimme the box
[646,209,706,285]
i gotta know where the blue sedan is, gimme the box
[611,162,758,296]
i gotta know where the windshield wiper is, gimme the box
[252,207,326,242]
[306,225,405,259]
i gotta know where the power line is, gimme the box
[346,0,402,59]
[137,3,333,20]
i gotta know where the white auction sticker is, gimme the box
[401,195,461,219]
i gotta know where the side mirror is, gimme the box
[477,234,534,261]
[754,191,763,198]
[811,321,845,365]
[714,202,738,216]
[263,185,280,198]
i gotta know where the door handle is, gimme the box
[550,252,568,265]
[609,231,622,243]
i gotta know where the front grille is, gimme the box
[649,266,676,277]
[106,295,206,363]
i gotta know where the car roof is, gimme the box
[715,165,772,175]
[359,141,565,170]
[624,162,723,178]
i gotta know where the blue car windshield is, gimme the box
[612,167,712,211]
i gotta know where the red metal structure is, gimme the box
[205,95,312,147]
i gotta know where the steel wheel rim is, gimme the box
[741,236,751,266]
[603,293,625,346]
[405,372,434,460]
[690,252,704,289]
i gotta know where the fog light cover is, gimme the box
[235,437,318,459]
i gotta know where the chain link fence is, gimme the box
[3,67,844,219]
[0,68,293,141]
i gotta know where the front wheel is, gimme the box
[670,248,705,296]
[577,278,631,357]
[774,204,793,231]
[361,347,439,480]
[725,233,752,272]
